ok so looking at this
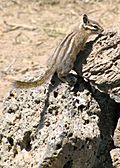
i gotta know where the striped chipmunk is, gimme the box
[13,14,104,88]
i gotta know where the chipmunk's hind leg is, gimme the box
[57,72,68,83]
[57,62,77,85]
[57,71,77,85]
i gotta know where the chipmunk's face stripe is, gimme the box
[82,14,104,34]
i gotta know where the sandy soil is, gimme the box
[0,0,120,113]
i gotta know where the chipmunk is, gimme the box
[13,14,104,88]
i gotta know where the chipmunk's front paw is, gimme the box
[66,74,77,85]
[58,73,77,85]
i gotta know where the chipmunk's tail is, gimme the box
[13,66,56,89]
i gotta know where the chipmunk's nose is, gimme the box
[99,27,104,34]
[101,28,104,32]
[100,27,104,33]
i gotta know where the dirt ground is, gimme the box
[0,0,120,113]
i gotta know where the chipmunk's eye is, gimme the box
[93,25,98,29]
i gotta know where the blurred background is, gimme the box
[0,0,120,111]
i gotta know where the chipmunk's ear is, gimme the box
[83,14,89,24]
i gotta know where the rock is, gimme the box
[0,75,119,168]
[75,31,120,103]
[110,148,120,168]
[113,117,120,148]
[75,31,120,167]
[1,78,101,168]
[0,31,120,168]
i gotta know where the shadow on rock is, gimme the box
[75,77,120,168]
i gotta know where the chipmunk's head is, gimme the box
[82,14,104,35]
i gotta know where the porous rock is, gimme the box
[110,148,120,168]
[75,30,120,168]
[0,31,120,168]
[1,76,101,168]
[0,74,119,168]
[75,31,120,103]
[113,118,120,148]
